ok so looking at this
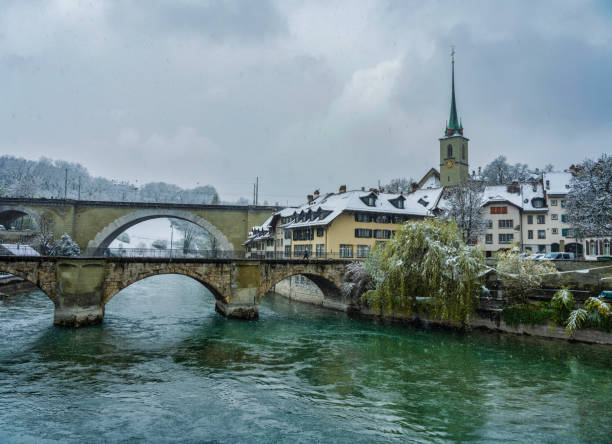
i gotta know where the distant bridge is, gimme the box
[0,198,278,253]
[0,256,348,327]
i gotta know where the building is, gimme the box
[245,186,443,259]
[439,50,470,187]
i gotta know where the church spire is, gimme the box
[445,46,463,137]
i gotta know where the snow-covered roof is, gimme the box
[279,188,443,229]
[520,182,548,212]
[0,244,40,256]
[544,172,572,196]
[481,185,523,209]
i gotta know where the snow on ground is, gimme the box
[109,218,176,249]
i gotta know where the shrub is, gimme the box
[501,304,554,327]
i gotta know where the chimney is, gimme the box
[339,185,346,194]
[313,189,320,198]
[546,180,550,190]
[361,186,365,191]
[307,194,314,203]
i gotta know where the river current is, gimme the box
[1,274,611,443]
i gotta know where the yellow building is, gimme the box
[246,186,443,259]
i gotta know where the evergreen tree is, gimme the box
[53,233,81,257]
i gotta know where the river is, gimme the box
[1,274,611,443]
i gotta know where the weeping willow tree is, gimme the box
[362,219,485,326]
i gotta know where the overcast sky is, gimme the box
[1,0,610,205]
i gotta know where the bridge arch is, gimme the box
[103,268,226,306]
[0,205,40,230]
[259,264,345,304]
[87,209,233,255]
[0,265,56,305]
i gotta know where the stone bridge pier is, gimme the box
[0,257,347,327]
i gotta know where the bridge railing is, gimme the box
[0,246,354,261]
[94,248,353,261]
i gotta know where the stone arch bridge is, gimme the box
[0,256,349,327]
[0,198,278,253]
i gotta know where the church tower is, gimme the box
[439,48,469,186]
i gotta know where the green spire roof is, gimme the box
[445,51,463,137]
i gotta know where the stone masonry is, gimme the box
[0,257,348,327]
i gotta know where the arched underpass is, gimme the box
[87,209,234,255]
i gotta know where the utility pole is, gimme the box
[255,176,259,206]
[78,176,81,200]
[64,168,68,199]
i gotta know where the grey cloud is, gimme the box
[0,1,610,205]
[110,0,287,42]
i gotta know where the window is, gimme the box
[356,245,370,258]
[538,230,546,239]
[499,233,513,244]
[284,245,291,257]
[562,228,568,237]
[355,228,372,238]
[527,215,533,224]
[485,234,493,244]
[373,229,391,239]
[355,213,372,223]
[552,228,558,235]
[537,215,545,224]
[316,244,325,258]
[284,229,291,239]
[486,219,493,229]
[374,214,390,223]
[551,199,558,206]
[604,240,610,256]
[317,227,324,237]
[293,228,314,241]
[293,244,312,256]
[551,214,558,220]
[389,197,405,209]
[266,239,274,247]
[339,244,353,258]
[498,219,513,229]
[532,197,545,208]
[561,214,567,223]
[360,194,377,206]
[447,144,452,158]
[461,144,466,160]
[528,230,533,239]
[490,206,508,214]
[561,199,566,208]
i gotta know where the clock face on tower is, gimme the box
[445,159,455,169]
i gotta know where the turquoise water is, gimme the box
[1,274,611,443]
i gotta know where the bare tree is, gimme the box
[442,180,486,244]
[33,214,56,255]
[384,177,416,193]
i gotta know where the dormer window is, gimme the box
[360,193,377,207]
[418,198,429,207]
[389,196,405,209]
[531,197,545,208]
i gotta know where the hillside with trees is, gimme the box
[0,155,222,205]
